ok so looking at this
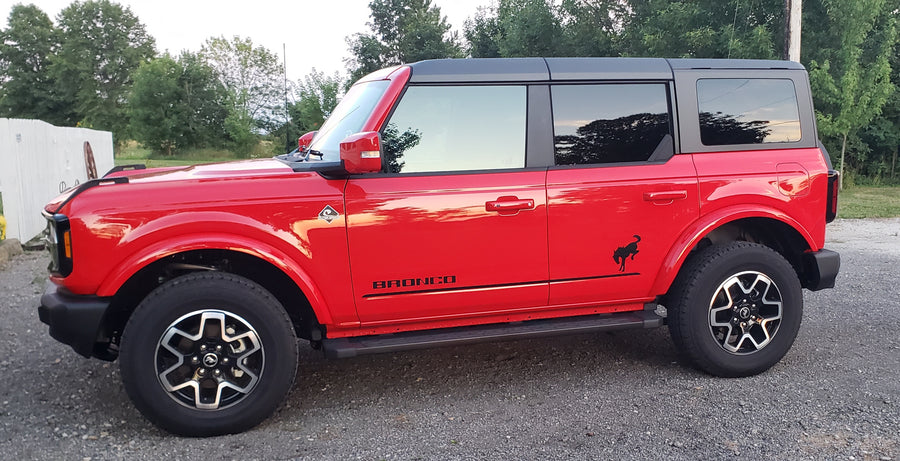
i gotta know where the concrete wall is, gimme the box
[0,119,114,241]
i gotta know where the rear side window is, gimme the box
[381,85,526,174]
[551,83,673,165]
[697,78,801,146]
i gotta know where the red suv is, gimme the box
[39,57,840,436]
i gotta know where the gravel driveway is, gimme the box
[0,218,897,460]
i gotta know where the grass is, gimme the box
[115,141,243,168]
[838,185,900,218]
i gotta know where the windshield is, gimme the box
[308,80,390,160]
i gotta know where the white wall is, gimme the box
[0,119,114,241]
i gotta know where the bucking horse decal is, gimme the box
[613,235,641,272]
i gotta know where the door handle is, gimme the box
[643,190,688,203]
[485,196,535,215]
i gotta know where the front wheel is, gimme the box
[119,272,298,436]
[667,242,803,377]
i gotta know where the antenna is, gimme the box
[283,43,289,152]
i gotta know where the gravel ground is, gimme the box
[0,218,897,460]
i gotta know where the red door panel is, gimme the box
[346,171,549,324]
[547,155,699,306]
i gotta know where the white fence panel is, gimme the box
[0,118,114,241]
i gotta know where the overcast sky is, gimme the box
[0,0,493,83]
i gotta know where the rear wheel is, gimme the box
[119,272,298,436]
[667,242,803,377]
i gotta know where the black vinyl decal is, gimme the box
[613,235,641,272]
[373,276,457,290]
[363,273,639,299]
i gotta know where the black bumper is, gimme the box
[802,248,840,291]
[38,283,111,359]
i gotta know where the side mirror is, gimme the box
[340,131,382,174]
[298,131,317,150]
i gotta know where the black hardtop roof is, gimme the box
[406,57,805,83]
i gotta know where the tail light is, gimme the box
[825,170,839,223]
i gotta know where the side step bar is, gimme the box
[322,310,664,359]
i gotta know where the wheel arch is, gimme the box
[99,241,330,357]
[652,209,817,296]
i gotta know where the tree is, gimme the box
[807,0,897,187]
[128,52,229,155]
[200,36,285,131]
[294,69,342,133]
[558,0,624,57]
[496,0,567,57]
[464,0,568,58]
[176,51,230,149]
[0,4,62,122]
[128,56,182,155]
[463,7,502,58]
[274,69,343,152]
[346,0,463,82]
[52,0,155,143]
[620,0,783,58]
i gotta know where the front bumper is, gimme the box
[38,283,111,359]
[802,248,840,291]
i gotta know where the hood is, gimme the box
[125,158,295,184]
[43,158,298,214]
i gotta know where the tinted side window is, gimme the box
[697,78,801,146]
[381,85,526,174]
[551,84,672,165]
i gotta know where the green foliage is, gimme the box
[621,0,783,58]
[465,0,781,59]
[497,0,566,57]
[465,0,568,57]
[200,35,286,133]
[52,0,155,145]
[224,108,257,157]
[558,0,622,57]
[0,4,61,121]
[177,52,230,148]
[268,69,343,154]
[346,0,463,82]
[807,0,897,182]
[294,69,342,133]
[463,8,502,58]
[128,56,182,155]
[128,52,229,155]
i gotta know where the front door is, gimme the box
[345,84,549,324]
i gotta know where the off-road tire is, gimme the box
[667,242,803,377]
[119,272,298,436]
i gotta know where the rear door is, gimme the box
[345,85,549,324]
[545,82,700,306]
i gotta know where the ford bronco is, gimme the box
[39,57,840,436]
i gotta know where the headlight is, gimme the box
[43,212,73,276]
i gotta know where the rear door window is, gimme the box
[551,83,673,165]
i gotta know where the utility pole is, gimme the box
[783,0,802,62]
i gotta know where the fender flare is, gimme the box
[96,233,335,325]
[650,205,816,295]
